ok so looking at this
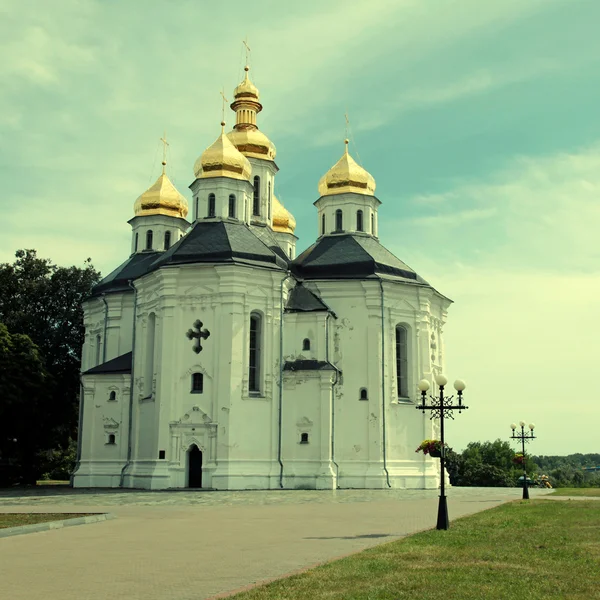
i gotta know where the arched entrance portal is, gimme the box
[187,445,203,488]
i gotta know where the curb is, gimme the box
[0,513,116,538]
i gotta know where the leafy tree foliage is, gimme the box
[0,250,101,484]
[0,324,47,484]
[531,454,600,488]
[446,439,537,487]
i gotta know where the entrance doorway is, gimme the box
[187,445,203,488]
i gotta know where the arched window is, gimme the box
[164,231,171,251]
[359,388,368,401]
[208,193,216,217]
[108,434,116,445]
[396,325,408,398]
[321,213,326,235]
[249,313,261,393]
[228,194,236,218]
[253,176,260,216]
[268,181,272,219]
[146,230,153,250]
[109,391,116,401]
[371,213,375,234]
[191,372,204,393]
[357,210,363,232]
[144,313,156,398]
[95,334,101,366]
[300,433,309,444]
[135,232,139,252]
[194,196,198,220]
[335,209,343,232]
[302,338,310,351]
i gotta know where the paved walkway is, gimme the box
[0,487,552,600]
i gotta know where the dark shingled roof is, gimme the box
[150,220,288,271]
[291,234,430,283]
[92,252,160,296]
[83,352,132,375]
[283,360,336,371]
[286,284,329,313]
[250,224,291,264]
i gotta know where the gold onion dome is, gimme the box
[272,195,296,234]
[227,66,276,161]
[318,140,376,197]
[233,66,259,100]
[134,163,189,218]
[194,123,252,181]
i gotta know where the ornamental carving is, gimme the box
[186,319,211,353]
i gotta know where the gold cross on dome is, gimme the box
[243,37,251,65]
[160,131,169,173]
[220,89,228,126]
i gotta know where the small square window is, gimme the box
[300,432,309,444]
[159,450,166,459]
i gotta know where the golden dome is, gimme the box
[194,125,252,181]
[318,140,376,197]
[227,128,276,160]
[233,66,259,100]
[134,167,188,218]
[272,195,296,234]
[228,65,276,161]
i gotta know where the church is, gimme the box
[72,63,452,491]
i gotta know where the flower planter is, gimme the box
[429,448,442,458]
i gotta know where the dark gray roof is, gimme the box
[292,234,430,283]
[91,252,160,296]
[250,224,291,264]
[150,220,288,271]
[286,284,329,313]
[283,360,336,371]
[83,352,132,375]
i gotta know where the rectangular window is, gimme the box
[249,315,261,392]
[396,326,408,398]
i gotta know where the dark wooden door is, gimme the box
[188,445,203,488]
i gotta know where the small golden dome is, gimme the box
[272,195,296,234]
[194,128,252,181]
[234,66,259,100]
[134,170,189,218]
[227,128,276,160]
[318,140,376,197]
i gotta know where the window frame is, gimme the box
[395,324,409,399]
[208,193,216,217]
[164,230,171,251]
[249,312,262,394]
[253,176,261,216]
[146,230,153,250]
[228,194,236,218]
[357,209,363,232]
[335,209,343,232]
[191,372,204,394]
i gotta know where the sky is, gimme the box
[1,0,599,456]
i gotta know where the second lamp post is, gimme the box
[510,421,536,500]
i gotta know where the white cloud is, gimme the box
[385,145,600,454]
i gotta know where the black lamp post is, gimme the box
[510,421,536,500]
[417,375,468,530]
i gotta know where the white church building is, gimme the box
[73,65,452,491]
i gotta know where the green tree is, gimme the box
[0,323,47,484]
[0,250,101,483]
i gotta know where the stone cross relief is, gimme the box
[186,319,210,354]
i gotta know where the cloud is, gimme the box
[390,144,600,273]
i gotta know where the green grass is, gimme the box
[0,513,96,529]
[230,501,600,600]
[551,488,600,497]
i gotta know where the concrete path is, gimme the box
[0,487,552,600]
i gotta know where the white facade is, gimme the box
[73,73,453,492]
